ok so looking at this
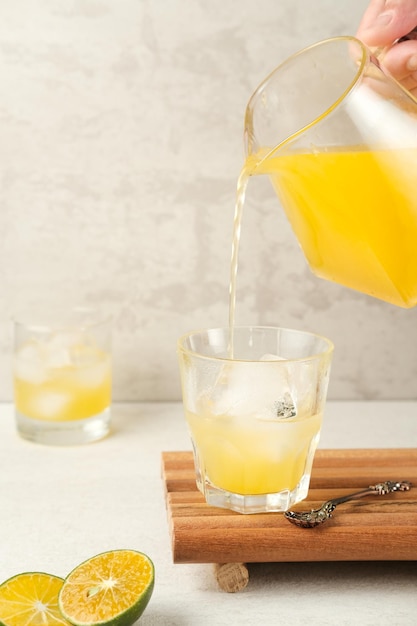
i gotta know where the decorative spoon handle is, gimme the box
[284,480,412,528]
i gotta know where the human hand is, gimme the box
[357,0,417,95]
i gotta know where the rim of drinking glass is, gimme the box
[245,35,368,158]
[177,325,334,363]
[13,306,113,333]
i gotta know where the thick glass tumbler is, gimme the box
[13,307,112,446]
[178,326,333,514]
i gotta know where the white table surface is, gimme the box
[1,401,416,626]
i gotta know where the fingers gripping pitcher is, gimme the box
[243,36,417,308]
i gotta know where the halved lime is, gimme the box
[58,549,154,626]
[0,571,70,625]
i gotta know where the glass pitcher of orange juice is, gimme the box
[244,36,417,308]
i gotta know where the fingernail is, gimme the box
[376,11,393,26]
[407,54,417,71]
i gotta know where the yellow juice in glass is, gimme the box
[14,340,111,422]
[186,408,322,495]
[178,328,333,513]
[252,146,417,308]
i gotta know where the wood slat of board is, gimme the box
[161,449,417,564]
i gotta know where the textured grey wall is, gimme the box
[1,0,416,402]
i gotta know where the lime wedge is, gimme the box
[0,571,70,625]
[58,549,154,626]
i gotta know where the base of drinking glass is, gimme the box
[15,408,111,446]
[197,474,311,514]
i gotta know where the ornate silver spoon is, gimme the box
[284,480,412,528]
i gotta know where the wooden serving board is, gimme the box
[162,449,417,564]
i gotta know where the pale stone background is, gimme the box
[1,0,416,402]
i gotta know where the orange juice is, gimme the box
[186,408,322,495]
[250,147,417,307]
[14,342,111,422]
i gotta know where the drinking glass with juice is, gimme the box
[13,308,112,446]
[178,326,333,514]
